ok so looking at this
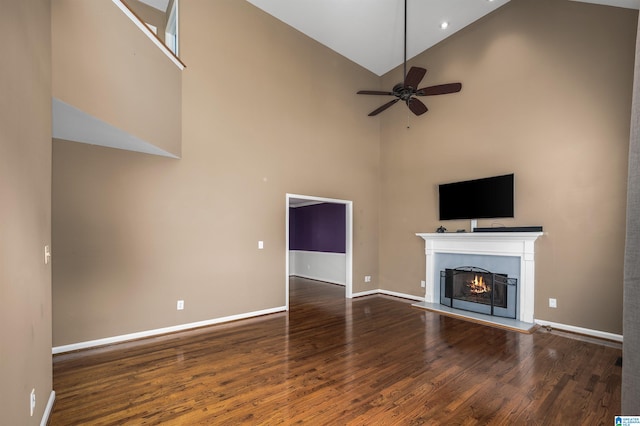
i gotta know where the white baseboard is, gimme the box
[378,289,425,302]
[52,306,287,354]
[535,319,623,343]
[351,288,425,302]
[351,289,378,298]
[291,273,345,286]
[41,390,55,426]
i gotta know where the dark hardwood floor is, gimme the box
[49,277,621,424]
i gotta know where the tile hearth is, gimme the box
[412,301,537,333]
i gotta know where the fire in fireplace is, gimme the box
[441,266,517,318]
[468,274,490,295]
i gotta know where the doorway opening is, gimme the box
[286,194,353,311]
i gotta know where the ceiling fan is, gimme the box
[357,0,462,117]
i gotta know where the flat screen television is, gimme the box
[439,173,514,220]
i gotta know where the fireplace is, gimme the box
[441,266,518,319]
[416,232,542,324]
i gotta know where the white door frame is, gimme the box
[285,193,353,310]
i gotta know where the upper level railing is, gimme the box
[113,0,185,70]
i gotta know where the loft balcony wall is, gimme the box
[52,0,181,157]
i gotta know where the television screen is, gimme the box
[439,174,514,220]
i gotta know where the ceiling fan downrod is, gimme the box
[403,0,407,83]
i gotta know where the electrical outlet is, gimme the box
[30,389,35,416]
[549,298,557,308]
[44,245,51,265]
[258,241,264,249]
[177,300,184,310]
[364,276,371,282]
[421,280,426,288]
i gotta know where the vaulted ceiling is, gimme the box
[139,0,639,76]
[245,0,639,76]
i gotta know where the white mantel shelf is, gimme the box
[415,232,544,326]
[416,231,543,247]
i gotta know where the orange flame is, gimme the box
[468,275,490,294]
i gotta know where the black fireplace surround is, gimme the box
[440,266,518,319]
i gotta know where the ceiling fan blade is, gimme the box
[404,67,427,89]
[368,99,400,116]
[407,98,428,116]
[357,90,396,96]
[416,83,462,96]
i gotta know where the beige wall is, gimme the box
[0,0,52,423]
[52,0,181,156]
[52,0,381,346]
[378,0,636,334]
[52,0,636,346]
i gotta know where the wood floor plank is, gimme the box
[49,277,622,424]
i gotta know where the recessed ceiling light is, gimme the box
[440,21,449,30]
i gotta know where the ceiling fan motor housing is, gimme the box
[393,83,413,101]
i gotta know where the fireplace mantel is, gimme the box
[416,232,543,324]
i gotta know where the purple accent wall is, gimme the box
[289,203,346,253]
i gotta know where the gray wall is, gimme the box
[622,10,640,415]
